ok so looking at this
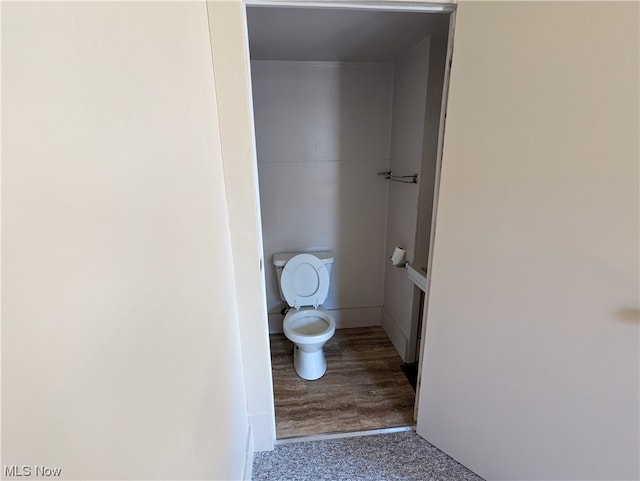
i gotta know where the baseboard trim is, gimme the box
[381,308,409,362]
[268,306,382,334]
[242,424,254,481]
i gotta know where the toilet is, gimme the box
[273,252,336,380]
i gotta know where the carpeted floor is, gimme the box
[252,431,484,481]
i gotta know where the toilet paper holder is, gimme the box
[389,247,407,268]
[390,259,408,268]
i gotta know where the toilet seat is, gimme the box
[283,306,336,345]
[281,254,330,309]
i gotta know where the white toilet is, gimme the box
[273,252,336,380]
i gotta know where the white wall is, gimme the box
[251,61,393,331]
[418,2,639,480]
[2,2,251,479]
[382,39,430,360]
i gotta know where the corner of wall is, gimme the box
[249,412,276,452]
[381,308,409,361]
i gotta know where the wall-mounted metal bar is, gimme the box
[377,171,418,184]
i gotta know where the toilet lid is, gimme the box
[281,254,330,309]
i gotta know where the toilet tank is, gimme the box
[273,251,334,302]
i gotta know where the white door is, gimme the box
[416,2,639,480]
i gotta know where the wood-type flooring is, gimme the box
[270,326,416,439]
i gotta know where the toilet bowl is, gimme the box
[274,252,336,380]
[283,306,336,380]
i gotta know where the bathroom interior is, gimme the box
[245,4,453,439]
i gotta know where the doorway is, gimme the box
[243,1,455,441]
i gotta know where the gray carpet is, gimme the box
[252,431,484,481]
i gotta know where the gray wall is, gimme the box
[251,61,393,331]
[414,37,448,274]
[382,38,431,360]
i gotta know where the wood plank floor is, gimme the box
[270,326,415,439]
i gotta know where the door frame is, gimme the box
[211,0,457,451]
[413,8,456,420]
[244,0,455,12]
